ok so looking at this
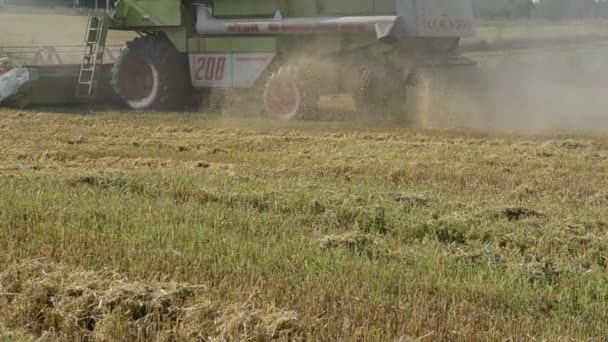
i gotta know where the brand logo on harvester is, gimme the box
[227,23,259,33]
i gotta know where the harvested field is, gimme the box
[3,7,608,341]
[1,110,608,340]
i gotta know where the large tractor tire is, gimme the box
[263,66,319,121]
[354,62,407,119]
[112,35,192,111]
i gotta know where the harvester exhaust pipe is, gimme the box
[195,5,405,42]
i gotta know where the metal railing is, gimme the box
[0,45,122,65]
[75,0,114,15]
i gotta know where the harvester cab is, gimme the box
[1,0,477,120]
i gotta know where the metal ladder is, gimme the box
[76,16,108,98]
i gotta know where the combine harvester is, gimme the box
[0,0,475,119]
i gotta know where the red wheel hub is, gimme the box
[122,57,155,102]
[265,73,299,118]
[0,66,11,76]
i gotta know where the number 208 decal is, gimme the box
[195,56,227,81]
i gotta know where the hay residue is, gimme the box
[512,183,536,200]
[393,193,430,207]
[558,140,588,150]
[320,231,381,251]
[214,302,302,341]
[0,260,302,341]
[193,160,210,169]
[66,135,85,145]
[588,192,608,205]
[499,207,545,221]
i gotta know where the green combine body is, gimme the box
[1,0,476,119]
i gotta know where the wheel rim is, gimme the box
[122,56,155,103]
[265,73,300,120]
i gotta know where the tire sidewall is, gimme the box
[264,68,302,121]
[114,49,161,110]
[112,35,190,111]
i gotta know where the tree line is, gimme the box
[3,0,608,19]
[0,0,110,8]
[474,0,608,19]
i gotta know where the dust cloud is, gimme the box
[219,33,608,133]
[414,36,608,132]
